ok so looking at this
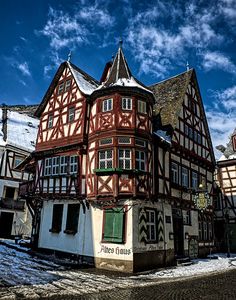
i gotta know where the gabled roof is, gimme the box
[35,61,99,117]
[150,69,194,127]
[150,68,215,164]
[0,108,39,152]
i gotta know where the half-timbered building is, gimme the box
[0,106,38,238]
[19,44,215,272]
[215,129,236,252]
[151,70,215,258]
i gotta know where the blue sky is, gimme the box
[0,0,236,156]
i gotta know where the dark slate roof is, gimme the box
[105,46,132,86]
[0,105,38,117]
[150,69,194,127]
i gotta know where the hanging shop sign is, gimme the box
[193,191,211,211]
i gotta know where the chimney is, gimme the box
[2,104,8,142]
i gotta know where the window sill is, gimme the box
[64,229,77,235]
[94,168,149,175]
[101,240,125,244]
[49,228,61,233]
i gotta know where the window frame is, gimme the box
[50,204,64,233]
[102,207,126,243]
[121,97,132,110]
[98,150,113,169]
[181,167,189,188]
[118,149,132,170]
[70,155,78,174]
[171,162,179,184]
[135,150,146,171]
[44,158,52,176]
[146,209,157,242]
[68,106,75,123]
[64,204,80,234]
[58,83,64,95]
[52,156,60,175]
[48,114,53,129]
[65,79,71,92]
[102,98,113,112]
[137,100,147,114]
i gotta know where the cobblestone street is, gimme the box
[0,241,236,299]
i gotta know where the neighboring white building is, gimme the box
[215,129,236,252]
[0,106,39,238]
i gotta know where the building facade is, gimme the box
[215,129,236,252]
[20,45,215,272]
[0,106,38,238]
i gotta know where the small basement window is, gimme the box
[50,204,64,233]
[65,204,80,234]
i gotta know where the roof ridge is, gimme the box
[149,68,194,88]
[68,61,99,85]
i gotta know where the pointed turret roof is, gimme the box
[104,43,132,86]
[96,43,152,94]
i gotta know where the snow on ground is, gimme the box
[0,239,236,299]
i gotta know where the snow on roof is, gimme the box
[0,109,39,152]
[68,63,98,95]
[96,77,153,94]
[153,130,171,144]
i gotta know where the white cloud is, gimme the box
[202,51,236,73]
[18,62,31,77]
[125,1,231,78]
[206,85,236,158]
[38,5,115,51]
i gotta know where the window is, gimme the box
[171,162,178,184]
[119,149,131,169]
[103,207,125,243]
[5,187,15,199]
[68,106,75,123]
[203,217,208,240]
[188,127,193,139]
[135,139,146,147]
[48,114,53,129]
[182,167,189,187]
[184,124,189,136]
[14,156,24,168]
[194,131,198,142]
[208,217,213,240]
[102,98,113,112]
[118,137,131,144]
[138,100,147,114]
[98,150,113,169]
[65,79,71,92]
[183,210,191,225]
[198,217,203,241]
[52,157,60,175]
[100,138,113,145]
[122,97,132,110]
[146,209,157,242]
[135,150,146,171]
[50,204,63,233]
[60,156,68,175]
[58,83,64,95]
[197,133,202,144]
[65,204,80,234]
[44,158,52,176]
[192,171,198,189]
[70,156,78,174]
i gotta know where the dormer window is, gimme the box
[48,114,53,128]
[138,100,147,114]
[58,83,64,95]
[102,98,113,112]
[122,98,132,110]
